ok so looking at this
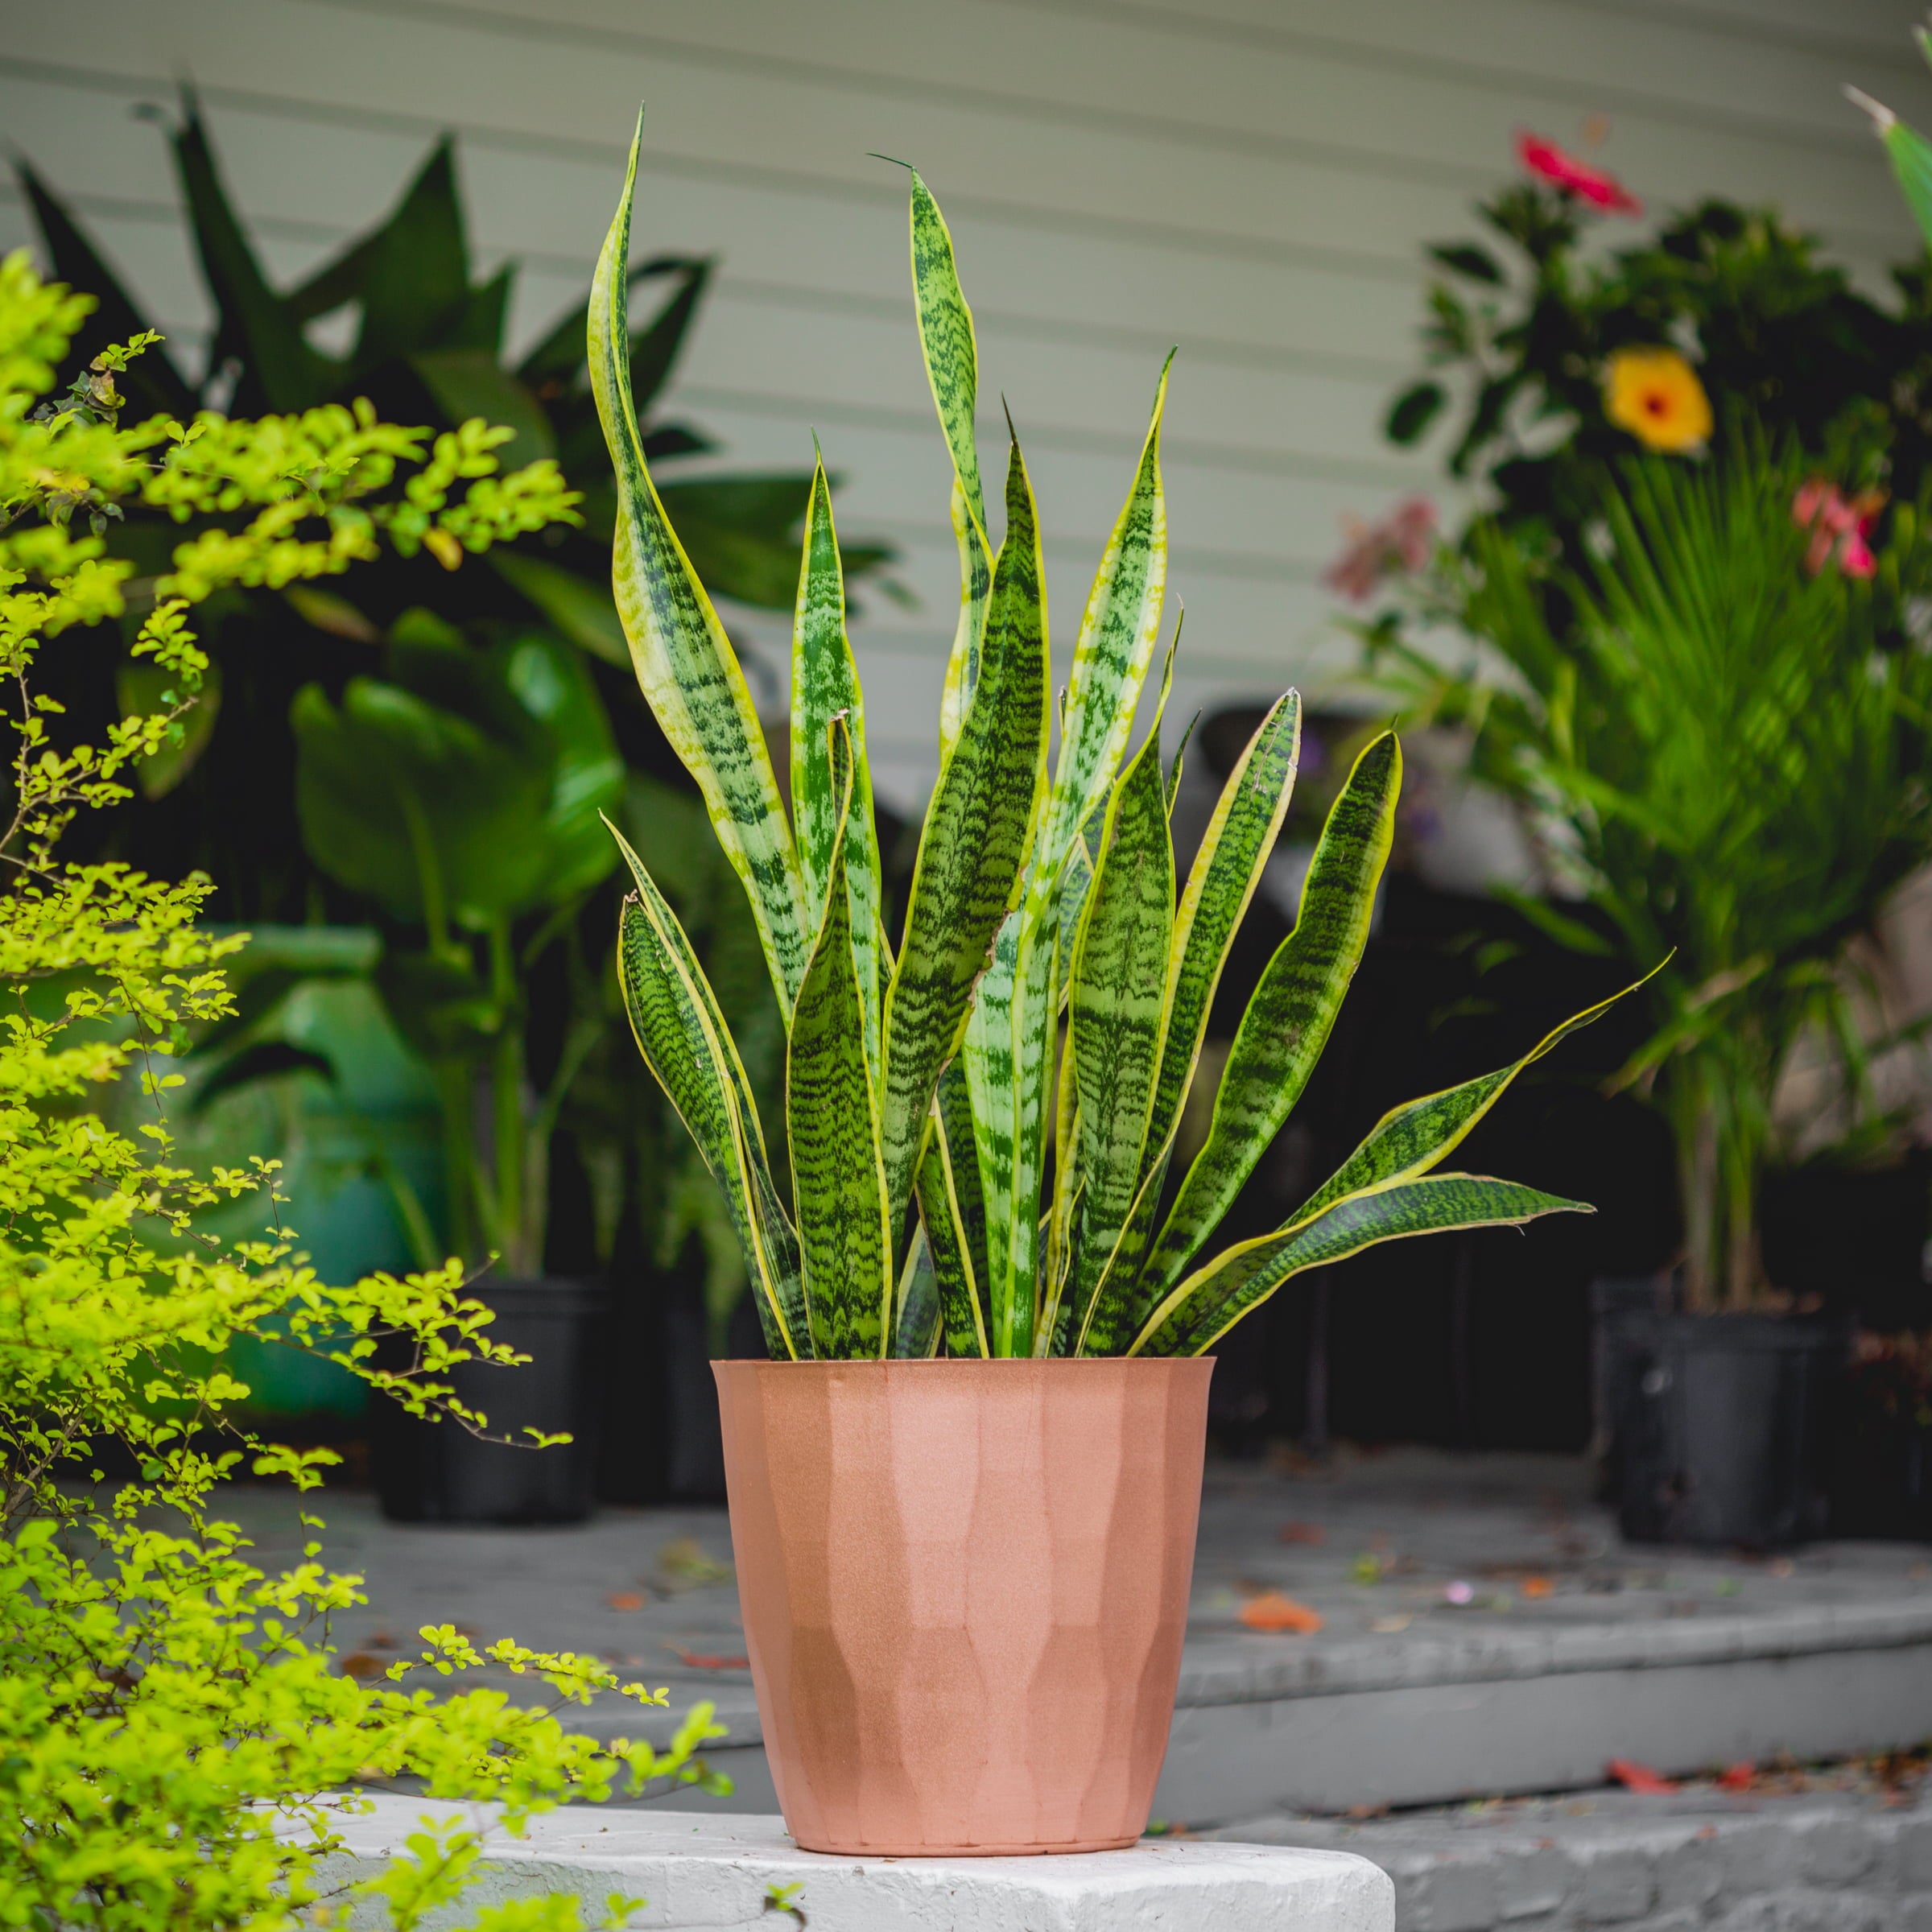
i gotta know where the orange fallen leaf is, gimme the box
[606,1591,646,1612]
[1278,1521,1327,1546]
[1716,1761,1756,1791]
[1238,1591,1324,1635]
[667,1642,749,1670]
[1607,1757,1678,1794]
[1520,1575,1554,1599]
[339,1652,382,1679]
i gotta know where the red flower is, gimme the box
[1516,132,1642,216]
[1323,497,1438,603]
[1793,477,1884,580]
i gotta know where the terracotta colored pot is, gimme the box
[712,1356,1212,1856]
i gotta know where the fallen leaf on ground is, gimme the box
[1238,1591,1324,1634]
[1520,1575,1554,1599]
[659,1537,734,1587]
[607,1591,646,1612]
[667,1642,749,1670]
[1716,1762,1756,1791]
[1278,1521,1327,1545]
[1368,1614,1413,1633]
[1351,1553,1384,1585]
[339,1653,382,1679]
[1608,1758,1678,1794]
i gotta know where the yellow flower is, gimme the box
[1604,346,1712,452]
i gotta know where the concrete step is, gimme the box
[1210,1772,1932,1931]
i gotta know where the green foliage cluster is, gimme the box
[592,121,1634,1361]
[1385,175,1932,555]
[0,254,721,1929]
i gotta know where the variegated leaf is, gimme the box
[916,1070,992,1358]
[610,824,807,1359]
[1132,1174,1587,1358]
[1037,357,1171,875]
[592,112,809,1013]
[786,729,894,1359]
[893,1223,944,1358]
[1285,968,1655,1236]
[877,436,1049,1231]
[1061,704,1175,1352]
[790,463,883,1081]
[900,167,993,759]
[1137,732,1399,1305]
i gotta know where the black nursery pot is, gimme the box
[371,1279,606,1525]
[1607,1308,1847,1549]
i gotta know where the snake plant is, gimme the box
[593,114,1627,1360]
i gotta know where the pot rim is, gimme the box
[711,1355,1211,1370]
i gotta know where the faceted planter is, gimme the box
[712,1356,1212,1856]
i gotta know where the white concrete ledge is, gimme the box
[308,1795,1394,1931]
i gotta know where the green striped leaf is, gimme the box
[787,725,894,1359]
[1138,732,1400,1304]
[1286,968,1654,1236]
[1038,357,1171,873]
[963,910,1022,1348]
[898,167,993,760]
[592,111,810,1013]
[878,436,1050,1229]
[1099,692,1301,1293]
[790,454,883,1082]
[609,824,807,1359]
[915,1067,992,1357]
[1132,1174,1588,1357]
[893,1224,944,1358]
[1062,706,1175,1352]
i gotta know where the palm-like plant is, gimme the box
[1404,456,1932,1311]
[595,122,1628,1360]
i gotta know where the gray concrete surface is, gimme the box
[308,1794,1396,1931]
[1211,1770,1932,1931]
[221,1447,1932,1825]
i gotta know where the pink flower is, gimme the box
[1323,497,1438,602]
[1793,477,1884,579]
[1516,132,1643,216]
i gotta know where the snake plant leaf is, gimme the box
[1038,356,1172,873]
[1138,732,1400,1304]
[787,726,894,1359]
[1063,700,1176,1350]
[878,436,1050,1228]
[611,824,808,1359]
[1287,968,1655,1235]
[1098,691,1301,1291]
[790,456,882,1082]
[916,1062,993,1356]
[1850,72,1932,250]
[896,167,993,758]
[892,1224,944,1358]
[592,111,811,1014]
[1131,1174,1587,1358]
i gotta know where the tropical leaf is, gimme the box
[1132,1174,1587,1357]
[351,136,471,374]
[1038,357,1171,873]
[171,91,337,413]
[16,163,194,417]
[877,436,1049,1228]
[1286,968,1654,1235]
[894,166,993,760]
[892,1224,944,1358]
[591,112,811,1015]
[610,824,807,1359]
[1061,701,1175,1352]
[1096,692,1301,1294]
[790,456,882,1083]
[1134,733,1400,1311]
[492,551,628,667]
[786,730,893,1359]
[915,1068,992,1358]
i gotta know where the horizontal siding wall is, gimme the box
[0,0,1922,803]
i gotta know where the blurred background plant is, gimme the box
[15,98,896,1435]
